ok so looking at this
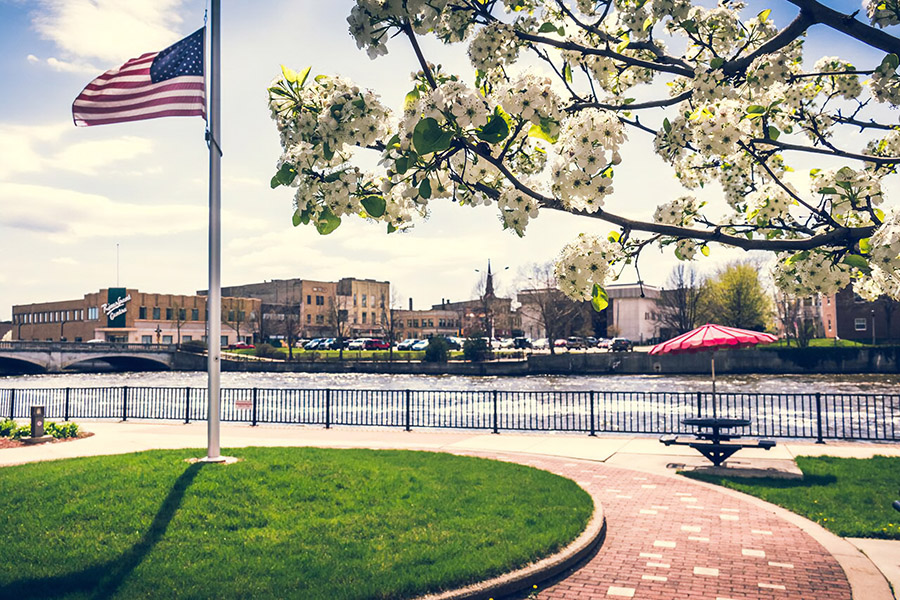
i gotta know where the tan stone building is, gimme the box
[11,288,259,346]
[393,308,461,340]
[212,277,391,340]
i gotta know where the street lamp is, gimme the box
[871,308,876,346]
[155,324,162,346]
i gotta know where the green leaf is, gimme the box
[322,142,334,161]
[881,53,900,72]
[557,25,565,36]
[271,163,296,188]
[746,105,766,114]
[315,207,341,235]
[681,19,698,34]
[387,223,398,233]
[758,8,771,22]
[418,178,432,200]
[361,195,386,217]
[709,57,724,70]
[395,156,409,175]
[538,22,558,33]
[281,64,297,83]
[528,117,559,143]
[296,66,311,88]
[875,208,885,221]
[615,34,630,54]
[858,238,871,254]
[842,254,869,272]
[412,117,454,155]
[663,118,672,133]
[404,88,420,109]
[476,113,510,144]
[591,284,609,313]
[818,187,838,195]
[291,209,302,227]
[352,98,366,110]
[643,16,654,30]
[563,62,573,83]
[700,244,710,257]
[607,230,621,243]
[767,126,780,140]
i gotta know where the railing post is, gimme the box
[696,391,702,418]
[184,387,191,424]
[492,390,499,434]
[325,389,331,429]
[122,386,128,421]
[815,392,825,444]
[589,391,596,436]
[8,388,15,420]
[64,388,70,422]
[251,387,258,427]
[405,390,411,432]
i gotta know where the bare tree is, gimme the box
[657,265,705,337]
[517,262,583,355]
[327,290,353,360]
[222,300,249,345]
[280,304,301,360]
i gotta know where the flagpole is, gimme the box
[206,0,222,461]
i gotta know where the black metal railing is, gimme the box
[0,387,897,442]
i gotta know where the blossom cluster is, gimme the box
[811,168,884,227]
[746,183,795,223]
[772,251,854,296]
[468,23,520,72]
[552,109,625,212]
[653,196,701,226]
[555,234,621,300]
[865,0,900,28]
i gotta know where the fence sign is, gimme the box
[234,398,252,410]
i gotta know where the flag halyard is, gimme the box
[73,28,206,127]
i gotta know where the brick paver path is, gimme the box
[486,454,851,600]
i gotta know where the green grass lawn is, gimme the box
[766,338,867,348]
[0,448,592,600]
[685,455,900,539]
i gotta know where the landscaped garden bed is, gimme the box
[0,447,593,599]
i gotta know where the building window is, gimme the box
[315,315,324,324]
[316,295,324,306]
[307,314,311,323]
[88,307,99,320]
[139,307,147,319]
[141,335,152,344]
[183,335,192,342]
[166,308,173,320]
[163,335,173,344]
[307,295,312,305]
[362,295,367,307]
[362,312,367,324]
[220,335,228,347]
[855,318,867,331]
[152,307,161,319]
[192,309,199,320]
[354,294,358,306]
[827,319,832,330]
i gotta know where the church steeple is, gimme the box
[485,260,494,297]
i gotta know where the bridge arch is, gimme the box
[0,355,47,375]
[61,354,172,372]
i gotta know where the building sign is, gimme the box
[103,288,131,328]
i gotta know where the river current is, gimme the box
[1,371,898,394]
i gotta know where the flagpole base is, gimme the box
[186,456,239,465]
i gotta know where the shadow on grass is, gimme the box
[685,472,838,488]
[0,462,206,599]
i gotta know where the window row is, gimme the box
[14,309,87,324]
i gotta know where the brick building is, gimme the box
[834,286,900,343]
[11,288,259,346]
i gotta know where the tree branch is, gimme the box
[786,0,900,55]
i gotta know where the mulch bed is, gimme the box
[0,432,93,450]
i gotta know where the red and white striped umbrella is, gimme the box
[650,323,777,355]
[650,324,777,417]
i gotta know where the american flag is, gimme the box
[73,28,206,127]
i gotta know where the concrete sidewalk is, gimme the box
[2,421,899,599]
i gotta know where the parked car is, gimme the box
[227,342,255,350]
[596,338,610,349]
[566,336,586,350]
[364,339,390,350]
[513,337,532,349]
[397,338,419,351]
[347,338,366,350]
[532,338,549,350]
[585,336,598,348]
[553,339,568,348]
[411,339,429,351]
[609,337,634,352]
[303,338,324,350]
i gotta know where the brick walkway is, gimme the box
[487,454,851,600]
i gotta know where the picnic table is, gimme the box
[660,417,775,467]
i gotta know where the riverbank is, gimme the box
[189,345,900,376]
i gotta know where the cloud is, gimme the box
[26,53,99,74]
[31,0,188,64]
[0,182,207,242]
[0,123,156,178]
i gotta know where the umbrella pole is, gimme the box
[711,354,717,418]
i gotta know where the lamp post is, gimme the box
[155,324,162,347]
[871,308,876,346]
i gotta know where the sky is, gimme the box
[0,0,895,321]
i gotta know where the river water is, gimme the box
[1,371,898,394]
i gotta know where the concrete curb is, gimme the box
[682,475,894,600]
[415,490,606,600]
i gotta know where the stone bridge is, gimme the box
[0,341,199,374]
